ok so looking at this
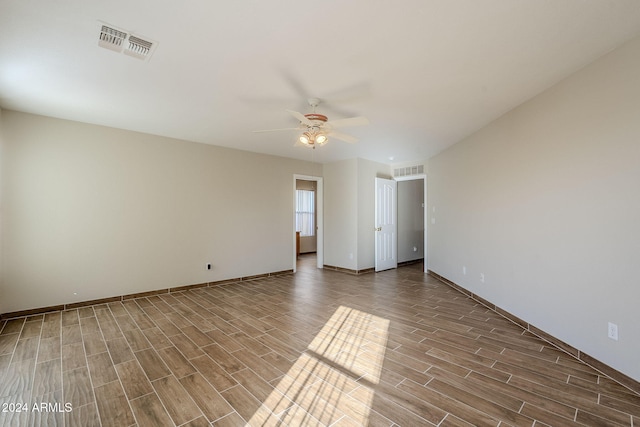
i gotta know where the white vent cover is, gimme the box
[125,35,153,59]
[97,22,157,61]
[98,25,127,51]
[394,164,424,177]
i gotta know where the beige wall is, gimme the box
[428,36,640,381]
[0,108,4,313]
[357,158,392,270]
[323,158,390,271]
[0,111,321,314]
[323,159,358,270]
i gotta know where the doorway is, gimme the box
[295,180,317,255]
[293,175,323,272]
[395,174,427,273]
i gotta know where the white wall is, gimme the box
[0,111,321,314]
[428,36,640,381]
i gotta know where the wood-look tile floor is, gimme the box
[1,255,639,426]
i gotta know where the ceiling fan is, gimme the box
[253,98,369,148]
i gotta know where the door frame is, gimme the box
[293,174,323,272]
[394,174,427,273]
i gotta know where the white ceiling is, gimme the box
[2,1,640,165]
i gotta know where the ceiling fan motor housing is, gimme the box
[303,113,328,123]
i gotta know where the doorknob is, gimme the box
[375,227,382,231]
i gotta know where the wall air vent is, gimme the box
[394,164,424,177]
[97,22,157,61]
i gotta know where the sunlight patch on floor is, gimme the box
[248,306,390,426]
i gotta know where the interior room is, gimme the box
[1,1,640,425]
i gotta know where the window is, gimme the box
[296,189,315,236]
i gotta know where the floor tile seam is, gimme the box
[210,379,240,395]
[151,373,207,426]
[596,391,640,415]
[0,336,34,402]
[235,364,286,392]
[0,331,24,366]
[253,333,303,363]
[585,393,640,422]
[424,347,497,374]
[475,334,546,355]
[501,355,610,393]
[289,379,350,426]
[498,361,602,400]
[220,382,265,420]
[385,381,449,427]
[519,401,580,424]
[386,346,438,375]
[214,411,246,425]
[493,347,581,373]
[95,303,157,426]
[278,402,325,427]
[33,321,64,419]
[138,300,203,360]
[128,394,175,427]
[364,378,444,426]
[273,366,325,399]
[423,378,536,426]
[504,372,579,413]
[574,406,633,427]
[234,367,293,418]
[173,409,206,427]
[504,373,630,420]
[0,329,42,412]
[103,343,145,427]
[429,369,527,414]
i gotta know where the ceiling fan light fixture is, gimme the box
[256,98,367,149]
[299,132,312,145]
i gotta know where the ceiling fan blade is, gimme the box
[252,127,299,133]
[281,70,312,99]
[326,116,370,128]
[286,110,314,126]
[323,82,371,104]
[329,131,358,144]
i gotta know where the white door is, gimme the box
[375,177,397,272]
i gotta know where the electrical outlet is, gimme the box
[608,322,618,341]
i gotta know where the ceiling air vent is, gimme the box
[125,35,153,60]
[394,164,424,177]
[97,22,157,61]
[98,25,127,52]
